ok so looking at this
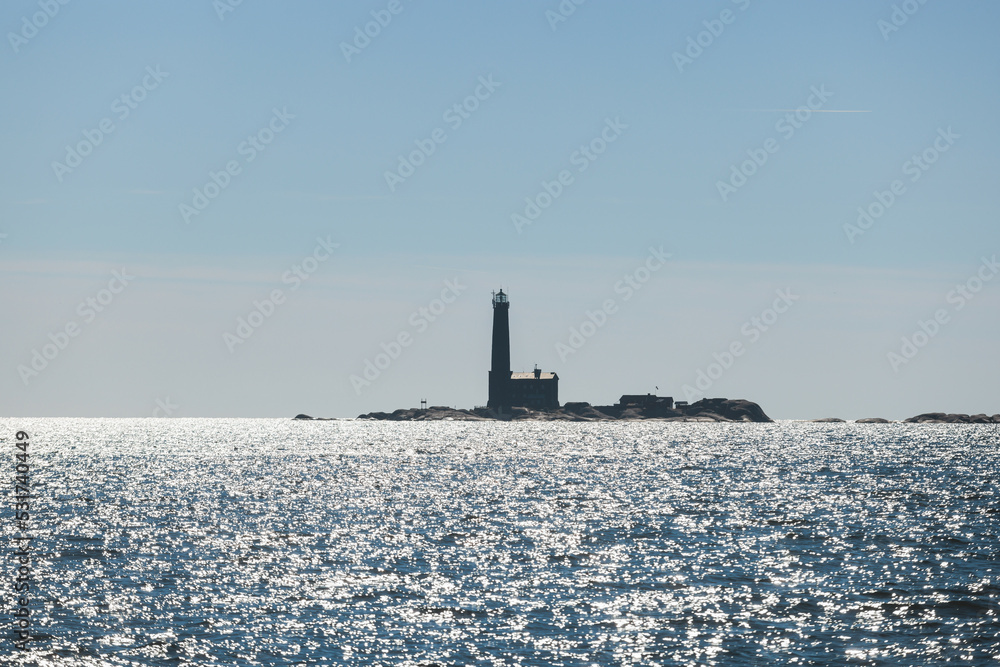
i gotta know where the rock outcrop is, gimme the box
[904,412,1000,424]
[353,406,491,421]
[855,418,891,423]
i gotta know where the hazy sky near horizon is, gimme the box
[2,1,998,419]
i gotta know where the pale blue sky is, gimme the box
[2,1,998,418]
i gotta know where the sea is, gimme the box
[1,418,998,666]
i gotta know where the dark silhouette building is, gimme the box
[510,368,559,409]
[617,394,673,410]
[488,290,559,411]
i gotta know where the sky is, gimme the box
[2,0,998,419]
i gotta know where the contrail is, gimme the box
[743,109,872,113]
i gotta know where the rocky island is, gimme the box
[309,292,772,423]
[295,406,1000,423]
[334,397,772,422]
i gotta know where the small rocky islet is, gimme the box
[810,413,1000,424]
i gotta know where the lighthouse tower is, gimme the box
[487,290,511,409]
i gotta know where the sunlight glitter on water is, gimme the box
[1,419,998,665]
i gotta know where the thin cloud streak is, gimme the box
[741,109,873,113]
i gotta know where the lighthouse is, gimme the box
[487,290,511,409]
[487,289,559,411]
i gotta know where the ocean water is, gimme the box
[1,418,998,666]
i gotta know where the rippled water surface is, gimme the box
[2,419,998,665]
